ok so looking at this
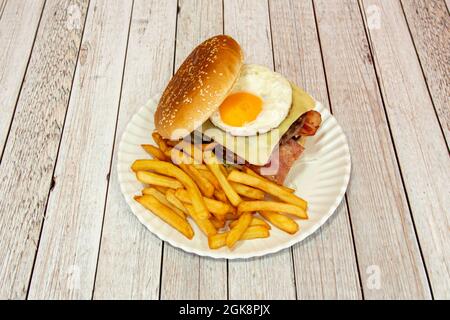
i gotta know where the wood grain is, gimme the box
[0,0,44,155]
[313,0,430,299]
[0,0,445,300]
[361,0,450,299]
[401,0,450,146]
[27,0,133,299]
[159,0,227,300]
[224,0,296,300]
[93,0,177,300]
[269,0,362,299]
[0,0,7,20]
[0,0,88,299]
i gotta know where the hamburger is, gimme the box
[154,35,321,185]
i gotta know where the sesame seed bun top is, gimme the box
[154,35,244,139]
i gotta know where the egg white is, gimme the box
[209,64,292,136]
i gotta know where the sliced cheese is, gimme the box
[199,83,316,165]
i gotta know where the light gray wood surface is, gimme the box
[0,0,44,156]
[313,0,430,299]
[401,0,450,147]
[0,0,8,19]
[269,0,361,299]
[28,0,133,299]
[0,0,89,299]
[93,0,177,300]
[0,0,448,300]
[361,0,450,299]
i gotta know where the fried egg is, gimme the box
[209,64,292,136]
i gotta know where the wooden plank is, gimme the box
[160,0,227,300]
[269,0,362,299]
[93,0,177,300]
[0,0,88,300]
[0,0,45,156]
[401,0,450,146]
[0,0,7,20]
[27,0,133,299]
[224,0,296,300]
[360,0,450,299]
[313,0,430,299]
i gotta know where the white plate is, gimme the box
[117,98,351,259]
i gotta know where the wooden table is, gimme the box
[0,0,448,300]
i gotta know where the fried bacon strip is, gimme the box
[250,110,322,184]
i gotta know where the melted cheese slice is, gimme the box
[199,83,316,165]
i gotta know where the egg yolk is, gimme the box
[218,92,263,127]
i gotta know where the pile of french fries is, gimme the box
[132,132,308,250]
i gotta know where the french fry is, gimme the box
[244,167,295,193]
[208,226,269,249]
[225,202,239,220]
[198,169,221,190]
[226,166,235,174]
[164,139,180,147]
[165,189,188,214]
[230,217,271,230]
[225,212,239,221]
[185,204,217,237]
[260,211,299,234]
[179,163,214,198]
[219,164,228,176]
[208,232,228,249]
[226,212,252,248]
[134,195,193,239]
[240,225,270,240]
[134,133,309,249]
[152,132,169,152]
[227,170,307,210]
[154,185,169,194]
[204,153,242,206]
[142,187,185,218]
[141,144,167,161]
[210,216,226,229]
[229,181,265,200]
[213,188,236,217]
[237,200,307,219]
[214,189,228,203]
[242,167,258,176]
[136,171,183,189]
[131,160,210,219]
[193,164,208,171]
[175,189,228,220]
